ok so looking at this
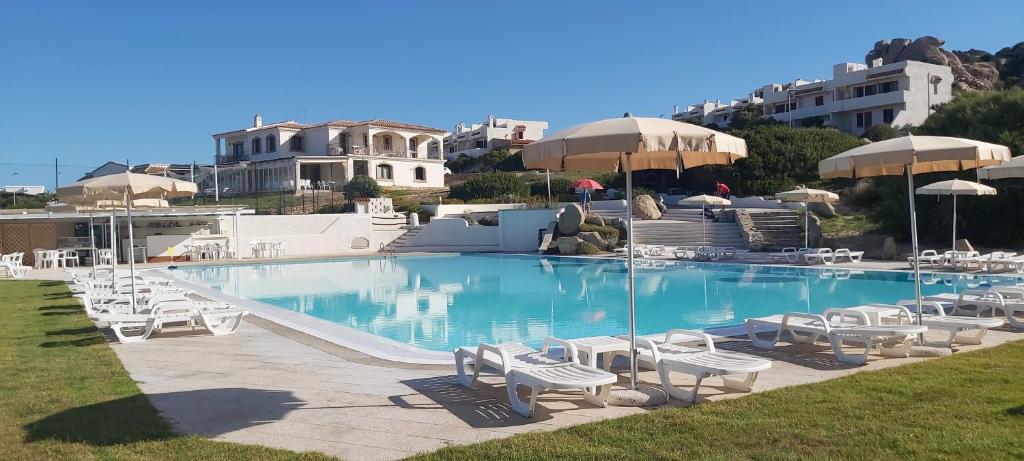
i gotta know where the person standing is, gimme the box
[714,181,730,199]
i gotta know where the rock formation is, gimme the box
[558,204,585,235]
[864,35,999,91]
[633,195,662,220]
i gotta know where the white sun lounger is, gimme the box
[0,261,31,279]
[908,250,945,268]
[769,247,801,263]
[832,248,864,263]
[745,311,928,364]
[802,248,835,265]
[453,339,617,417]
[925,289,1024,330]
[839,303,1004,348]
[108,301,247,343]
[624,330,771,402]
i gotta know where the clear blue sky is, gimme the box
[2,0,1021,187]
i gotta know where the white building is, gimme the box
[671,93,763,127]
[212,116,449,195]
[443,115,548,159]
[673,60,954,135]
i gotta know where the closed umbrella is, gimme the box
[819,135,1010,325]
[679,195,731,248]
[916,179,997,265]
[58,172,197,312]
[523,115,747,390]
[775,187,839,248]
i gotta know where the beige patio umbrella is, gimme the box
[59,172,197,312]
[679,195,731,248]
[819,135,1010,324]
[523,115,748,390]
[775,187,840,249]
[916,179,997,265]
[978,154,1024,180]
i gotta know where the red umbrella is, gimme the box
[572,178,604,190]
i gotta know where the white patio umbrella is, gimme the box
[775,187,840,248]
[916,179,997,265]
[678,195,731,247]
[59,172,197,312]
[523,115,747,390]
[819,135,1010,325]
[979,154,1024,180]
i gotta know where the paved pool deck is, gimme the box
[30,265,1024,460]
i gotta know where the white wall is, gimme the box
[401,218,500,251]
[498,209,558,252]
[220,213,396,257]
[424,203,529,217]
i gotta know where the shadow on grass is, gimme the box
[1007,405,1024,416]
[46,327,99,336]
[40,336,107,348]
[25,388,305,445]
[37,281,65,287]
[39,304,80,311]
[41,311,79,316]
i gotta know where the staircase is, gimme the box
[379,226,423,254]
[747,210,805,250]
[592,207,746,248]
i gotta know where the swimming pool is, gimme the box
[170,254,1019,352]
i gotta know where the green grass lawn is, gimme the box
[0,280,335,460]
[414,341,1024,460]
[819,211,882,238]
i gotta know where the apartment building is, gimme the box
[671,93,763,127]
[674,59,954,135]
[212,115,448,195]
[443,115,548,160]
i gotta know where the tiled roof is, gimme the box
[357,119,447,134]
[213,121,307,137]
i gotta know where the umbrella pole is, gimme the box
[951,195,957,266]
[126,191,138,314]
[906,169,923,327]
[624,153,638,390]
[110,210,116,286]
[88,213,95,279]
[545,169,552,208]
[805,203,810,249]
[701,204,707,248]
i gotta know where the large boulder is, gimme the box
[881,237,897,260]
[807,202,836,218]
[558,204,585,235]
[866,36,1000,91]
[578,231,609,251]
[633,195,662,220]
[584,214,605,227]
[557,236,581,255]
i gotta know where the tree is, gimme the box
[479,148,512,172]
[343,176,382,199]
[916,88,1024,156]
[729,124,866,196]
[863,124,901,141]
[726,104,780,130]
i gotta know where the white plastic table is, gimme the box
[569,336,631,371]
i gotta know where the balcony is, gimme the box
[216,153,249,164]
[829,90,908,113]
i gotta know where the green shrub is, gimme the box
[343,176,382,199]
[317,203,351,214]
[448,172,529,201]
[578,241,602,255]
[493,151,525,172]
[863,124,901,141]
[578,223,619,243]
[529,178,573,197]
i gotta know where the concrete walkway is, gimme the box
[106,314,1022,460]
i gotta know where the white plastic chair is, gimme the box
[62,250,79,267]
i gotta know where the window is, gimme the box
[232,143,243,156]
[414,166,426,181]
[933,83,939,95]
[789,101,797,110]
[880,81,899,93]
[883,108,894,124]
[856,112,864,128]
[382,135,392,150]
[815,95,824,106]
[475,139,487,149]
[854,86,864,98]
[856,111,874,128]
[864,84,877,96]
[290,135,304,152]
[376,164,393,180]
[251,137,261,154]
[363,134,368,146]
[409,138,417,151]
[266,135,277,152]
[774,103,787,114]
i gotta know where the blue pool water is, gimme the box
[170,254,1020,352]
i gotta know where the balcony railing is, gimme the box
[216,153,249,164]
[321,144,443,159]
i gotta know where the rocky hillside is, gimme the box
[866,36,1024,91]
